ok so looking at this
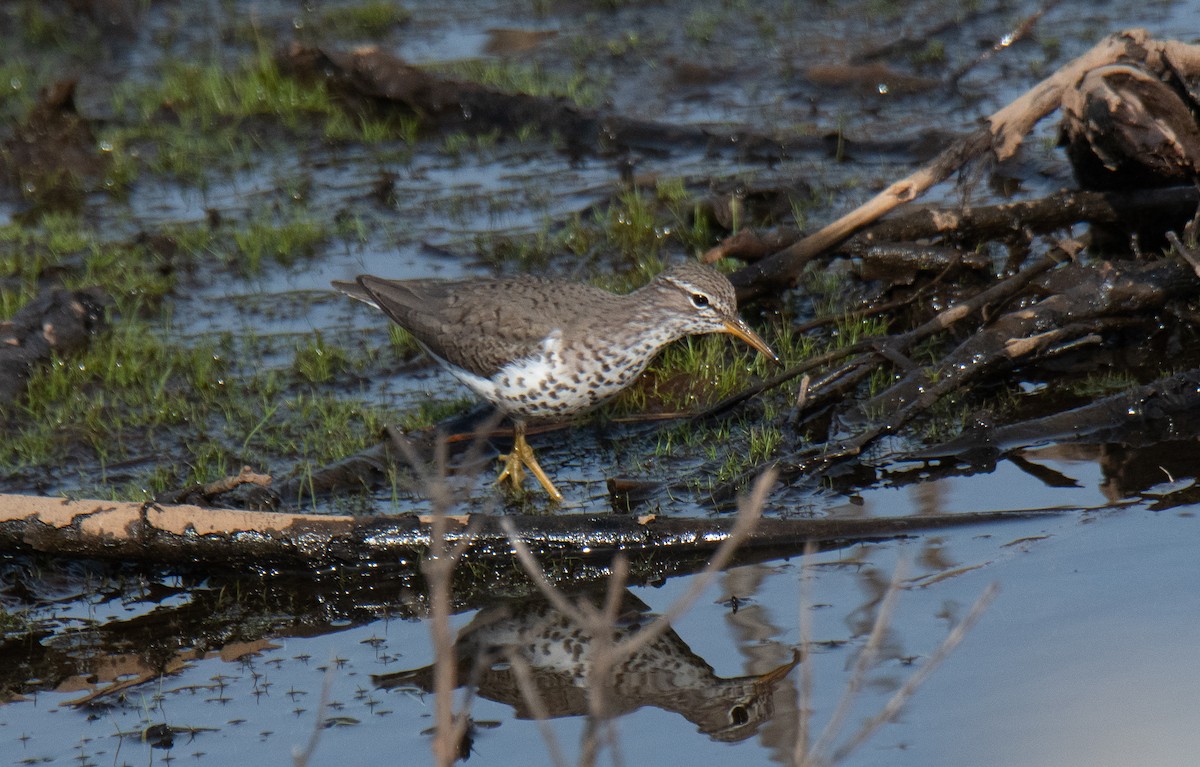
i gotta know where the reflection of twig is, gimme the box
[808,562,905,761]
[793,541,818,762]
[291,664,335,767]
[829,583,998,763]
[504,649,569,767]
[795,562,997,767]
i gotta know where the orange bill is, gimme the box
[722,318,778,363]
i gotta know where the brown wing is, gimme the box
[346,276,615,377]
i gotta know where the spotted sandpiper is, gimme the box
[333,261,776,501]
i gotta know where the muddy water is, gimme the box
[3,0,1200,765]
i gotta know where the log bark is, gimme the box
[0,492,1062,571]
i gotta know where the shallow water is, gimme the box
[3,486,1195,766]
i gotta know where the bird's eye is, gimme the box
[690,293,709,308]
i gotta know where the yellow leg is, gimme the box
[495,423,563,502]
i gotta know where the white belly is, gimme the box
[434,330,655,418]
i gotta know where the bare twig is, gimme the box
[389,423,499,767]
[948,0,1058,85]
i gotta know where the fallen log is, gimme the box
[278,43,916,163]
[0,492,1065,571]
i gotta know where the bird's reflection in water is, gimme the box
[375,590,798,743]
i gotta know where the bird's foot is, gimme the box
[495,434,563,503]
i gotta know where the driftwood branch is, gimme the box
[725,29,1200,299]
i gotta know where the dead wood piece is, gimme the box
[713,185,1200,267]
[1061,63,1200,189]
[156,466,273,506]
[911,367,1200,460]
[728,129,993,300]
[279,44,906,163]
[855,243,991,281]
[0,493,1065,571]
[724,29,1200,300]
[811,252,1063,418]
[703,226,805,264]
[0,286,109,403]
[696,250,1063,428]
[858,186,1200,246]
[865,258,1199,418]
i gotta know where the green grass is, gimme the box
[608,332,774,416]
[396,397,477,431]
[233,213,328,273]
[0,59,40,121]
[105,45,422,184]
[0,208,397,502]
[1,321,224,471]
[432,59,608,109]
[1067,370,1137,398]
[314,2,412,38]
[0,313,398,498]
[0,214,176,313]
[293,332,350,384]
